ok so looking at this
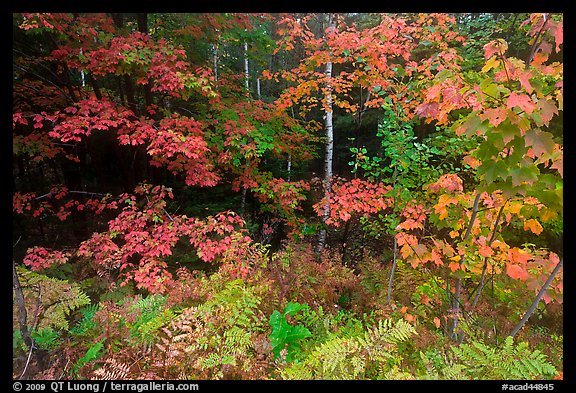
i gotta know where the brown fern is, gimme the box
[92,358,131,380]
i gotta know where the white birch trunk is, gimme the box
[317,13,336,254]
[80,48,85,87]
[287,154,292,182]
[240,41,250,214]
[244,41,250,93]
[212,43,219,83]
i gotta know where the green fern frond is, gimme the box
[15,266,91,331]
[223,326,253,354]
[70,303,99,336]
[281,317,417,380]
[449,336,557,379]
[72,340,104,377]
[419,349,469,380]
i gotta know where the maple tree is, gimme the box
[13,12,562,382]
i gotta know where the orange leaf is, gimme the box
[508,247,533,264]
[551,156,563,178]
[409,257,420,269]
[431,249,444,266]
[462,155,481,169]
[433,317,441,329]
[420,294,430,306]
[483,39,508,59]
[507,264,530,280]
[398,218,423,231]
[518,71,533,93]
[507,201,523,215]
[449,230,459,239]
[524,218,543,235]
[554,371,563,381]
[482,107,507,127]
[449,261,461,272]
[478,245,494,258]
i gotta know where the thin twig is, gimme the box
[509,258,563,337]
[526,14,549,68]
[19,342,36,380]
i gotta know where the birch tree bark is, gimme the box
[316,13,336,254]
[212,43,219,83]
[240,40,250,215]
[244,41,250,93]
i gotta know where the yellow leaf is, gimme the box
[540,208,558,222]
[507,201,523,215]
[400,244,413,259]
[524,219,543,235]
[481,56,500,73]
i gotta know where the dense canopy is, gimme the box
[13,12,563,382]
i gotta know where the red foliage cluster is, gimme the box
[13,185,119,221]
[314,178,392,226]
[426,174,464,194]
[76,184,255,293]
[24,247,70,271]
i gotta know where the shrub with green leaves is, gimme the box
[269,302,312,362]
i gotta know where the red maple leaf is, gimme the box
[506,92,535,114]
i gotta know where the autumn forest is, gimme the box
[12,13,563,381]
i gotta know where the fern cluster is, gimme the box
[122,294,177,345]
[14,266,91,332]
[93,358,131,380]
[281,317,416,379]
[421,336,557,380]
[156,273,273,379]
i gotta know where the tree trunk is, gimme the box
[316,13,336,255]
[449,192,481,341]
[244,41,250,94]
[238,41,251,214]
[13,260,34,350]
[508,258,563,338]
[212,43,219,83]
[387,166,399,304]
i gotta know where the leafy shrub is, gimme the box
[269,302,312,362]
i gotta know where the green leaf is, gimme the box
[269,303,312,362]
[286,325,312,342]
[524,128,555,158]
[457,115,490,138]
[494,121,520,145]
[477,160,509,184]
[510,165,539,187]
